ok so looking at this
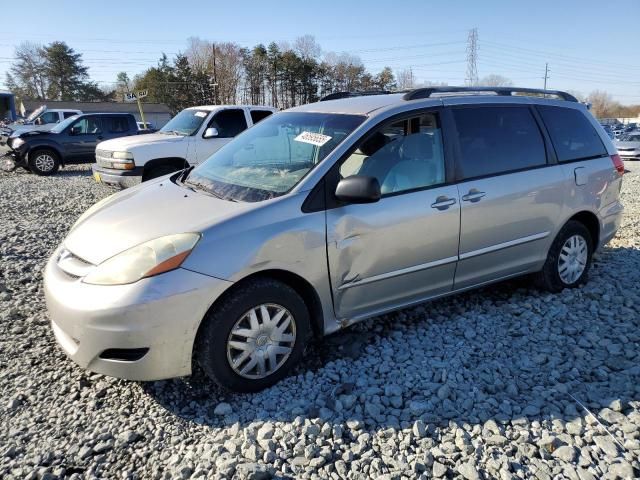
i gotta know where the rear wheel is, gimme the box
[535,221,593,292]
[142,164,179,182]
[28,149,60,176]
[195,278,311,392]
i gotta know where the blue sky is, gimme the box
[1,0,639,104]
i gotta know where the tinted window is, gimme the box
[453,106,546,179]
[63,112,77,119]
[109,116,129,133]
[71,117,102,135]
[538,106,607,162]
[340,112,446,195]
[250,110,273,124]
[209,109,248,138]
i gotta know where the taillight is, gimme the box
[611,154,624,175]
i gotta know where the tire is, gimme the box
[28,149,60,176]
[535,220,593,293]
[143,165,178,182]
[195,278,312,393]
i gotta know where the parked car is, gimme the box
[44,87,624,392]
[0,106,82,145]
[615,130,640,160]
[92,105,277,188]
[6,113,148,175]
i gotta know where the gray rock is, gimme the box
[213,402,232,416]
[432,461,448,478]
[457,461,480,480]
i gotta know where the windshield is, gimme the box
[184,111,365,202]
[26,106,46,123]
[160,109,209,135]
[50,115,80,133]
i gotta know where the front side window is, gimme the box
[71,117,102,135]
[339,112,446,195]
[250,110,273,124]
[208,109,248,138]
[160,109,209,136]
[63,111,78,119]
[538,106,607,162]
[39,111,59,124]
[184,112,365,202]
[453,106,546,179]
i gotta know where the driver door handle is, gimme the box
[431,196,457,210]
[462,189,486,202]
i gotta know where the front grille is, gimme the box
[96,149,113,158]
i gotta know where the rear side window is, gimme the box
[209,109,248,138]
[453,106,546,179]
[538,106,607,162]
[109,116,129,133]
[63,112,77,119]
[250,110,273,124]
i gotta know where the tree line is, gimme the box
[5,36,639,120]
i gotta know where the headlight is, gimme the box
[83,233,200,285]
[113,151,134,160]
[11,138,24,148]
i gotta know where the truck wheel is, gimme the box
[143,165,178,182]
[28,149,60,176]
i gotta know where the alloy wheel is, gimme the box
[34,154,55,172]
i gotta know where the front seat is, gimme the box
[381,134,440,194]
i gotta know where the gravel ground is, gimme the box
[1,163,639,480]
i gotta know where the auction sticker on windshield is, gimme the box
[294,131,332,147]
[194,111,208,118]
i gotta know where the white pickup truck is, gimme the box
[92,105,277,188]
[1,106,82,145]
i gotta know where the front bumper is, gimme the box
[618,151,640,160]
[44,249,232,380]
[92,164,144,189]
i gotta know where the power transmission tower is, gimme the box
[211,42,218,104]
[543,63,550,90]
[465,28,479,86]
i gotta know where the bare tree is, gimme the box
[480,74,513,87]
[396,68,415,90]
[587,90,617,118]
[5,42,48,99]
[294,35,321,60]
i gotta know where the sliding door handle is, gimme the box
[462,189,486,202]
[431,196,457,210]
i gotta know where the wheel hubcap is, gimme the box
[35,154,54,172]
[226,303,296,379]
[558,234,588,284]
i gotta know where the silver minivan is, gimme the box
[44,87,624,392]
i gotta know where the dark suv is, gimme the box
[6,113,145,175]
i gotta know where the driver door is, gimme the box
[193,109,249,164]
[326,109,460,320]
[62,116,103,162]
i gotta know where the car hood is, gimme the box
[64,178,252,265]
[17,129,58,139]
[97,132,186,151]
[616,141,640,149]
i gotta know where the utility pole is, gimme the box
[465,28,479,86]
[543,62,550,90]
[211,42,218,104]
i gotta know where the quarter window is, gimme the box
[109,116,129,133]
[208,109,248,138]
[452,106,546,179]
[340,112,446,195]
[537,106,607,162]
[250,110,273,124]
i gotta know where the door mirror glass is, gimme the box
[69,126,81,136]
[335,175,381,204]
[203,127,219,139]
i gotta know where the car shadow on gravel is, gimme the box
[142,246,640,434]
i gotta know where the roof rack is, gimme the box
[320,90,392,101]
[402,86,578,102]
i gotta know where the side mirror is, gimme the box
[335,175,381,204]
[69,126,81,136]
[203,127,219,139]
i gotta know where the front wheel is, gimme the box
[195,278,311,392]
[535,221,593,292]
[28,149,60,176]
